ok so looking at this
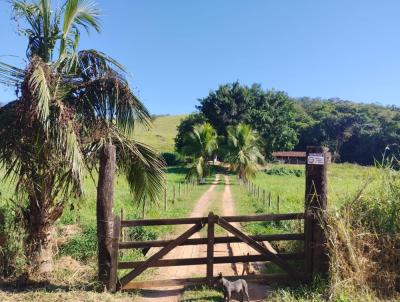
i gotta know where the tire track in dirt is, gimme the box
[135,174,221,302]
[216,175,271,302]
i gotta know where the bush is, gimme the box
[265,166,304,177]
[161,152,183,166]
[0,201,26,278]
[59,225,97,263]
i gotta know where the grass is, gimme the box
[133,114,187,152]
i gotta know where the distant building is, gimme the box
[272,151,332,164]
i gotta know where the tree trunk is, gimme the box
[97,143,116,288]
[25,199,56,275]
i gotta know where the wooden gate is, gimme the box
[108,211,315,291]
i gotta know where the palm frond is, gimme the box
[0,61,25,86]
[60,0,101,55]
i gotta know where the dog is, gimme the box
[215,272,250,302]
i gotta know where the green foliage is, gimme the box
[196,82,298,157]
[224,123,264,181]
[295,98,400,165]
[266,167,304,177]
[181,123,218,180]
[161,152,183,166]
[0,201,26,277]
[175,113,207,153]
[59,225,97,263]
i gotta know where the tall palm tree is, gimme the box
[181,123,217,182]
[225,123,264,182]
[0,0,164,275]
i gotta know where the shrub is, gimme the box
[59,225,97,263]
[161,152,183,166]
[265,167,304,177]
[0,201,26,278]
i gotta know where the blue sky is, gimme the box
[1,0,400,114]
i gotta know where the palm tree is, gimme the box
[225,123,264,182]
[0,0,164,275]
[181,123,218,183]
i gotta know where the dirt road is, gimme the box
[135,174,270,301]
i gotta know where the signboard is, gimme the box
[307,153,325,165]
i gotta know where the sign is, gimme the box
[307,153,325,165]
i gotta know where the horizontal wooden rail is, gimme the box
[121,273,300,290]
[121,217,207,227]
[121,213,304,227]
[118,252,304,269]
[222,213,305,222]
[119,233,305,249]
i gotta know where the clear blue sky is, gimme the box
[1,0,400,114]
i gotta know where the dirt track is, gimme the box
[136,174,270,301]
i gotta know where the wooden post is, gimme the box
[120,208,124,241]
[178,182,181,199]
[277,195,280,213]
[263,190,266,208]
[173,186,176,204]
[268,192,271,210]
[304,146,329,278]
[97,143,116,289]
[164,186,167,211]
[206,212,215,286]
[108,215,120,292]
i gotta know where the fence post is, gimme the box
[164,186,167,210]
[108,215,120,292]
[268,192,271,210]
[304,146,329,279]
[207,212,215,286]
[173,185,176,204]
[277,194,280,213]
[257,186,260,202]
[262,190,266,208]
[120,208,124,241]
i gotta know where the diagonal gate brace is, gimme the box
[216,216,305,282]
[119,222,204,288]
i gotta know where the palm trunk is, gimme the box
[97,143,116,288]
[25,198,57,275]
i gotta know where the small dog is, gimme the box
[242,253,255,276]
[215,272,250,302]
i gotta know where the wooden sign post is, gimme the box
[304,146,329,280]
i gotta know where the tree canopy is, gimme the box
[176,82,400,165]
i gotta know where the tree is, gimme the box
[0,0,164,275]
[196,82,298,158]
[181,123,217,182]
[225,123,264,182]
[175,112,207,153]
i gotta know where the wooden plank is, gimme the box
[217,216,305,282]
[119,222,204,287]
[119,233,305,249]
[304,210,314,282]
[118,253,305,269]
[121,217,207,227]
[222,213,305,223]
[122,273,298,290]
[206,212,215,286]
[108,215,120,292]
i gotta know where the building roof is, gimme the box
[272,151,306,158]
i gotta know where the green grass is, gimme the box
[133,114,187,152]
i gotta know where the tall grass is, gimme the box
[325,160,400,300]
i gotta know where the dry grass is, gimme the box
[326,211,400,300]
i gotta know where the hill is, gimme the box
[134,114,187,153]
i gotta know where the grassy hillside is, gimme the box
[133,114,187,153]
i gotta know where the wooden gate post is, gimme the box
[97,143,116,289]
[109,215,121,292]
[206,212,215,286]
[304,146,329,280]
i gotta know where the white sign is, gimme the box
[307,153,325,165]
